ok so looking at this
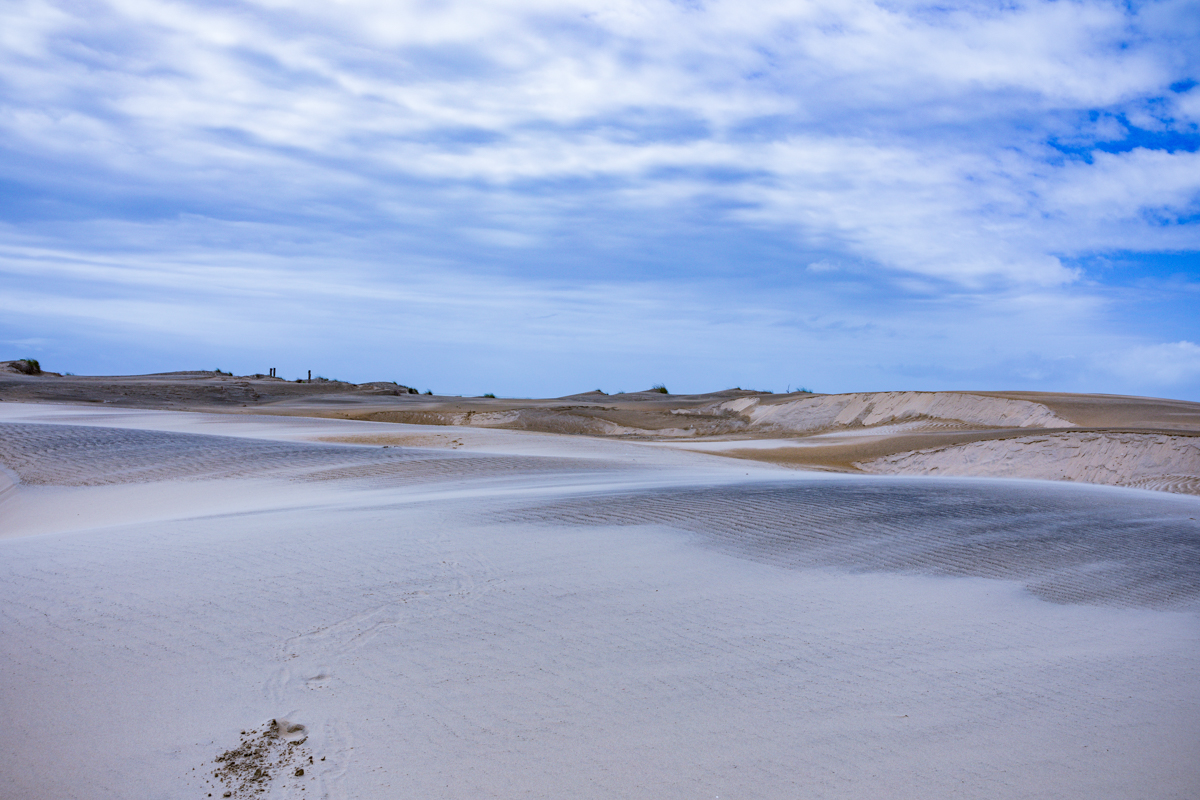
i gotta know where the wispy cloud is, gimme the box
[0,236,1165,397]
[1,0,1197,394]
[1108,340,1200,386]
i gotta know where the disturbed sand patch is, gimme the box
[200,719,315,799]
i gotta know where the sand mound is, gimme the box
[717,391,1077,434]
[859,431,1200,493]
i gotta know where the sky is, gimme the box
[2,0,1199,399]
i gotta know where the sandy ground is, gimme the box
[1,402,1199,799]
[3,364,1197,494]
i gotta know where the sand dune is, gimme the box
[1,403,1198,799]
[708,389,1078,432]
[4,366,1198,494]
[859,430,1200,492]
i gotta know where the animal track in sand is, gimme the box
[305,671,330,685]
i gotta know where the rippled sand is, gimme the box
[1,404,1198,799]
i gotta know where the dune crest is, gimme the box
[2,365,1198,494]
[858,431,1200,491]
[715,390,1077,434]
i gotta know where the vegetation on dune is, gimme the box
[16,358,41,375]
[651,384,668,394]
[482,393,496,398]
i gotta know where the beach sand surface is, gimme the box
[4,366,1197,494]
[1,403,1198,799]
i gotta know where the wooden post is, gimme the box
[308,370,311,383]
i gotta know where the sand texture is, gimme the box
[859,430,1200,494]
[5,366,1198,494]
[1,403,1198,799]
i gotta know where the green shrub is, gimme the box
[482,392,496,398]
[651,384,668,394]
[16,358,41,375]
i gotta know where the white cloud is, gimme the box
[807,260,839,273]
[1108,341,1200,386]
[0,0,1196,291]
[0,233,1160,398]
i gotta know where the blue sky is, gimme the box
[2,0,1199,399]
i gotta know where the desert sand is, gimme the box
[3,362,1197,494]
[1,366,1199,798]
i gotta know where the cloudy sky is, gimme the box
[2,0,1199,398]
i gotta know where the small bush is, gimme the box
[424,390,433,395]
[16,358,41,375]
[651,384,668,394]
[482,392,496,398]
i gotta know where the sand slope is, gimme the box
[860,430,1200,494]
[1,405,1198,799]
[712,389,1078,432]
[2,366,1199,494]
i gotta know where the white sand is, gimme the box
[713,390,1078,433]
[1,403,1198,799]
[860,431,1200,494]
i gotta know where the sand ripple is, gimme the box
[0,422,618,487]
[494,480,1200,610]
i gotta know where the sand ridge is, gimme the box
[2,365,1199,493]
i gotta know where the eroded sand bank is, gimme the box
[1,404,1198,799]
[3,366,1197,495]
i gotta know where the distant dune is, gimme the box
[2,361,1198,494]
